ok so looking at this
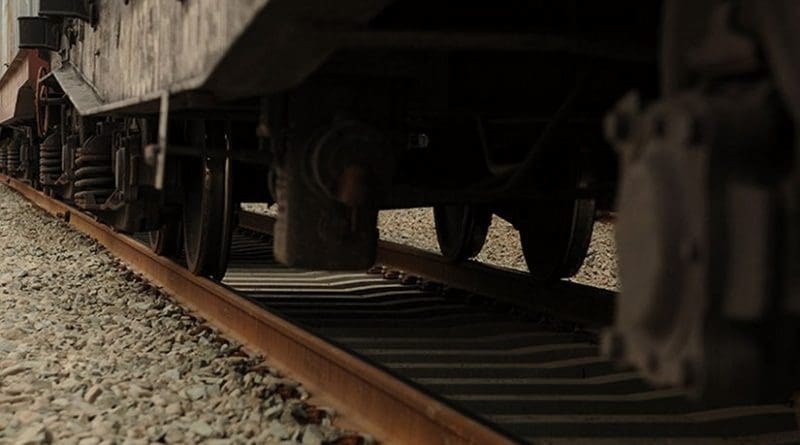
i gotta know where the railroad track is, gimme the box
[238,212,616,329]
[2,174,799,445]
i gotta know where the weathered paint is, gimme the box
[0,0,396,116]
[62,0,269,108]
[0,0,44,124]
[55,0,394,115]
[0,48,46,124]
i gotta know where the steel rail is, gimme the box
[224,228,800,444]
[0,175,517,445]
[238,210,616,328]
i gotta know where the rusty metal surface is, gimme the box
[48,0,406,114]
[6,187,795,444]
[62,0,268,109]
[0,174,517,445]
[50,63,103,114]
[0,49,46,124]
[56,0,391,114]
[238,210,616,328]
[222,227,800,444]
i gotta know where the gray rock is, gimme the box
[83,385,102,403]
[189,420,213,437]
[302,425,324,445]
[163,427,184,444]
[376,208,619,290]
[0,363,28,377]
[145,425,165,442]
[0,272,14,285]
[185,385,206,401]
[150,394,166,407]
[264,402,284,420]
[0,339,16,353]
[164,403,183,417]
[267,421,290,440]
[14,423,52,445]
[0,185,369,445]
[4,382,32,395]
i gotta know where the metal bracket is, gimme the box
[39,0,94,23]
[146,92,169,190]
[18,17,60,51]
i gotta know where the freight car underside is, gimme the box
[3,0,799,413]
[35,1,655,274]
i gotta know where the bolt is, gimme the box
[367,265,385,275]
[400,275,419,286]
[383,269,401,280]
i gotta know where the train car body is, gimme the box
[0,49,45,124]
[51,0,397,114]
[13,0,655,274]
[0,0,796,408]
[0,1,45,182]
[0,1,42,119]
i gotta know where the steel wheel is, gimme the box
[34,66,50,138]
[519,196,595,281]
[148,220,182,257]
[149,140,182,257]
[433,205,492,262]
[181,121,234,279]
[518,148,595,281]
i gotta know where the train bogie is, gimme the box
[0,0,796,404]
[604,1,800,403]
[2,1,660,278]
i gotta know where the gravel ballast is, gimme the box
[377,208,619,290]
[0,186,365,445]
[240,203,618,290]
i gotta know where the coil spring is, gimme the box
[0,140,7,173]
[73,135,114,208]
[7,139,20,174]
[39,133,62,185]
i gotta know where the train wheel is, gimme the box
[181,121,234,279]
[518,148,595,281]
[433,205,491,262]
[148,220,182,257]
[34,66,50,138]
[518,196,594,281]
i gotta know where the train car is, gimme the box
[0,48,46,184]
[0,1,47,187]
[6,0,659,280]
[0,0,796,407]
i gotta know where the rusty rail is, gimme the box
[238,210,615,328]
[0,175,517,445]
